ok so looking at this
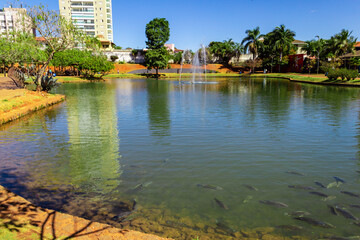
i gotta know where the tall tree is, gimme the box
[208,39,242,64]
[303,36,326,74]
[24,4,82,91]
[145,18,170,75]
[241,26,264,60]
[0,31,46,76]
[268,25,295,72]
[326,29,357,57]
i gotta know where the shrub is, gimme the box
[327,69,339,80]
[327,68,359,81]
[110,55,119,62]
[348,69,359,80]
[339,69,347,81]
[41,75,59,92]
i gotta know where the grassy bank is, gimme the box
[0,89,65,125]
[250,73,360,86]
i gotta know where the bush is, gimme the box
[348,69,359,80]
[110,55,119,62]
[327,69,339,80]
[327,68,359,81]
[339,69,347,81]
[41,75,59,92]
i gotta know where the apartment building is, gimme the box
[59,0,113,42]
[0,7,32,35]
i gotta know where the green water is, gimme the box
[1,78,360,239]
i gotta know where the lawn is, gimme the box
[251,73,360,85]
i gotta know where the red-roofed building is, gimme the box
[355,42,360,50]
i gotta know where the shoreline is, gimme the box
[0,89,66,125]
[0,184,170,240]
[248,74,360,87]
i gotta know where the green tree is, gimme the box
[326,29,357,58]
[208,39,242,64]
[0,31,46,76]
[303,37,326,74]
[78,52,114,78]
[241,26,264,60]
[110,55,119,62]
[145,47,170,75]
[268,25,296,72]
[131,49,139,63]
[25,4,82,91]
[259,41,278,73]
[145,18,170,49]
[145,18,170,75]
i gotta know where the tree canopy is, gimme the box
[145,18,170,49]
[145,18,171,75]
[241,26,264,60]
[208,39,242,64]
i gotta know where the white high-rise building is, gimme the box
[59,0,113,42]
[0,7,33,35]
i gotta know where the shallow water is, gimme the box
[1,78,360,239]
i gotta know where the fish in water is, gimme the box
[294,216,335,228]
[242,184,258,191]
[334,176,346,184]
[197,184,223,191]
[243,195,253,203]
[142,181,153,187]
[275,225,303,231]
[285,211,310,217]
[315,181,326,188]
[335,206,359,221]
[129,181,152,193]
[309,191,329,198]
[322,196,337,202]
[356,170,360,174]
[288,185,315,190]
[328,205,339,216]
[259,200,288,208]
[323,236,360,240]
[215,219,236,234]
[353,222,360,227]
[341,191,360,198]
[132,183,143,192]
[349,204,360,209]
[214,198,229,210]
[327,181,342,188]
[286,171,305,176]
[132,199,137,211]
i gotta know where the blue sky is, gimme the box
[9,0,360,50]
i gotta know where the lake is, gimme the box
[1,77,360,239]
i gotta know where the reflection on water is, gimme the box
[66,83,121,194]
[1,78,360,239]
[147,80,171,137]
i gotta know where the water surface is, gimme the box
[1,78,360,239]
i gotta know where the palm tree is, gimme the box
[268,25,295,72]
[303,38,325,74]
[241,26,264,60]
[303,40,317,57]
[330,29,357,57]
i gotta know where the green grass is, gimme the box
[0,93,44,114]
[56,76,89,82]
[250,73,360,85]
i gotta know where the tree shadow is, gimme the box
[0,186,131,239]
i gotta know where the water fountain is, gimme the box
[178,46,217,85]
